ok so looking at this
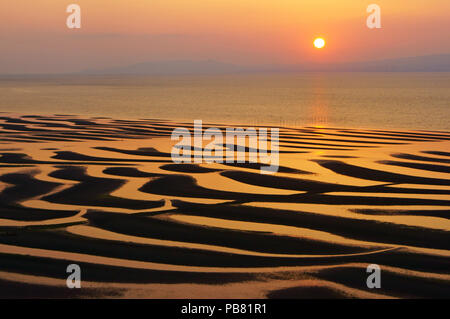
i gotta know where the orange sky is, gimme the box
[1,0,449,73]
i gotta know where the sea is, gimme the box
[0,72,449,131]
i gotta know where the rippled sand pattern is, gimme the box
[0,113,449,298]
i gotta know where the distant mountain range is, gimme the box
[82,60,248,75]
[82,54,450,75]
[295,54,450,72]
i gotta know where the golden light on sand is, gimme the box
[313,37,326,49]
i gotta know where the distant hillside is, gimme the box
[298,54,450,72]
[82,60,251,75]
[82,54,450,75]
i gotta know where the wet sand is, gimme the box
[0,113,449,298]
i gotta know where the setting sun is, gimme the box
[314,38,326,49]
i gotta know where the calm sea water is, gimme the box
[0,72,449,130]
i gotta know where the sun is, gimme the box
[313,37,326,49]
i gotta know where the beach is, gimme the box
[0,113,449,298]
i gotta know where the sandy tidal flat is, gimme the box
[0,113,449,298]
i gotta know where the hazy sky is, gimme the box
[1,0,449,73]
